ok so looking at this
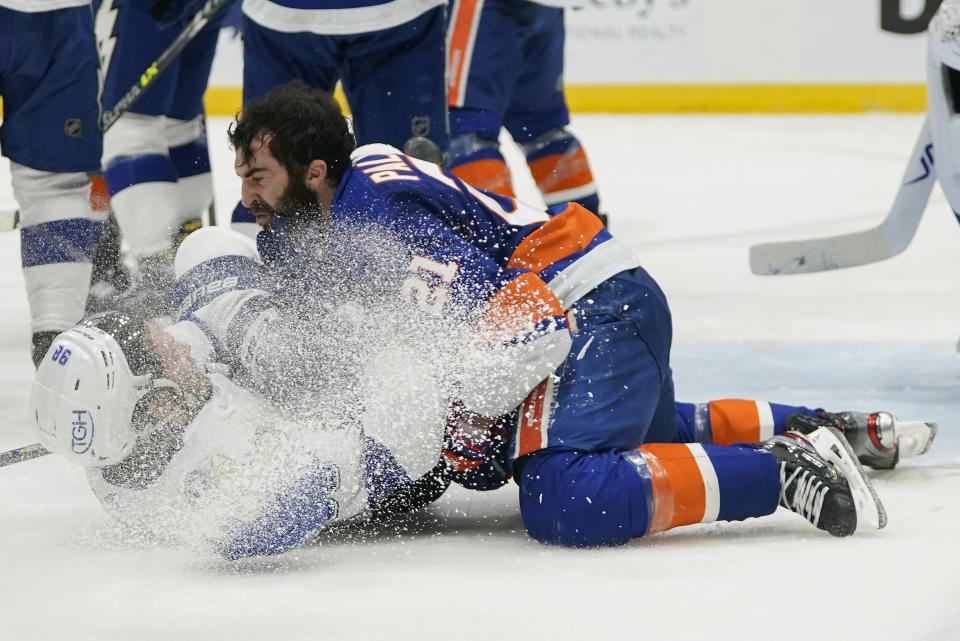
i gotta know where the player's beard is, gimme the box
[275,174,326,233]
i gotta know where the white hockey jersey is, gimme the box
[87,228,447,558]
[87,373,370,559]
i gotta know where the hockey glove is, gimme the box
[442,400,510,491]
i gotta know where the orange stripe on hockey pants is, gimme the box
[447,0,483,107]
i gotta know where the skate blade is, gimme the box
[806,425,888,531]
[895,420,937,458]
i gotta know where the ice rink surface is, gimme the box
[1,114,959,640]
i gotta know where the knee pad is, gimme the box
[11,164,94,222]
[102,113,170,166]
[516,450,652,547]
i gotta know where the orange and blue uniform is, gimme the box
[257,144,823,547]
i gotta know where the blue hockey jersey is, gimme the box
[266,143,642,417]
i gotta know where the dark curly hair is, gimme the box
[228,80,356,189]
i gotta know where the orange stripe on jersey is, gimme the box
[90,175,110,213]
[449,157,515,198]
[708,399,773,445]
[516,378,550,458]
[639,443,707,532]
[446,0,484,107]
[470,272,563,345]
[528,147,595,198]
[505,203,604,273]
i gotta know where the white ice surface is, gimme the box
[1,114,959,640]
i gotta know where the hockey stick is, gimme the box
[749,117,936,275]
[0,443,50,468]
[101,0,230,130]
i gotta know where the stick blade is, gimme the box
[749,225,895,275]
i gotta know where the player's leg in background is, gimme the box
[165,2,236,231]
[97,0,231,317]
[445,0,527,196]
[231,14,341,238]
[1,6,106,365]
[99,2,187,284]
[342,6,449,152]
[503,4,602,220]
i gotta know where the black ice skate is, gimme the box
[762,425,886,536]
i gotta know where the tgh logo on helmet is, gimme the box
[71,409,94,454]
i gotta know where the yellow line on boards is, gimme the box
[563,84,927,113]
[203,84,927,116]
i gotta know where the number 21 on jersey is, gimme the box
[402,255,460,316]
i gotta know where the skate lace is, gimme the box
[780,463,828,525]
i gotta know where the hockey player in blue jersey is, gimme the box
[1,1,108,365]
[27,81,938,558]
[221,81,935,546]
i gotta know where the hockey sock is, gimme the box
[106,157,182,258]
[523,129,599,214]
[13,165,104,332]
[169,140,214,226]
[450,156,516,198]
[168,117,214,226]
[675,399,820,445]
[446,132,516,197]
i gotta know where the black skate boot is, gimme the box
[761,429,859,537]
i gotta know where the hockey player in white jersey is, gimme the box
[31,227,449,559]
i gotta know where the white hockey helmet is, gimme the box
[30,312,159,466]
